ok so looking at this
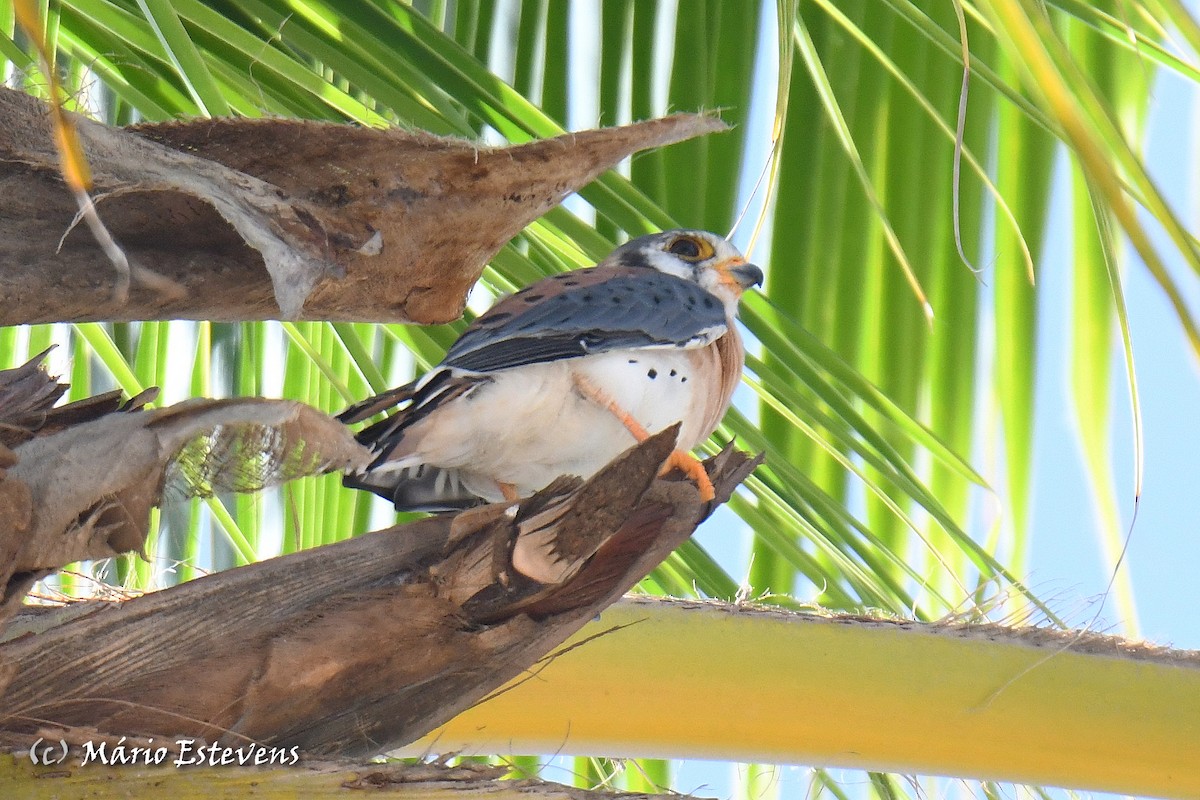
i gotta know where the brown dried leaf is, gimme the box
[0,352,159,624]
[0,479,33,616]
[0,87,726,324]
[2,398,369,624]
[150,398,370,498]
[0,349,155,448]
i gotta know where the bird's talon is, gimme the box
[662,450,715,502]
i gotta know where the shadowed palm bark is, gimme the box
[0,353,371,625]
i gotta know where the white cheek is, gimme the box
[697,271,728,296]
[697,271,722,294]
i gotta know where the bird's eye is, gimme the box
[668,236,704,260]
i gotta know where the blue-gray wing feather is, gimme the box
[443,268,727,374]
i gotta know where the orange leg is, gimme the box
[572,374,715,502]
[497,481,520,503]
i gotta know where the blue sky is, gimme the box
[1028,63,1200,652]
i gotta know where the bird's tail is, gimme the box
[339,370,494,510]
[342,463,488,513]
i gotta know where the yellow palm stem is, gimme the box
[414,597,1200,798]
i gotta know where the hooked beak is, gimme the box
[731,261,765,289]
[716,258,765,292]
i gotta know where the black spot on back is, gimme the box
[618,250,653,270]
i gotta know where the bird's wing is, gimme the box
[441,266,729,374]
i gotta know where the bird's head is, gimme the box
[603,229,764,315]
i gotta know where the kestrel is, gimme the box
[340,229,762,511]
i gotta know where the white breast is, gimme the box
[571,348,719,449]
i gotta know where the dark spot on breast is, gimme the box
[681,376,687,383]
[611,296,622,304]
[647,368,658,379]
[628,359,638,364]
[703,297,717,309]
[520,292,544,303]
[652,294,663,305]
[485,311,512,323]
[669,369,677,377]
